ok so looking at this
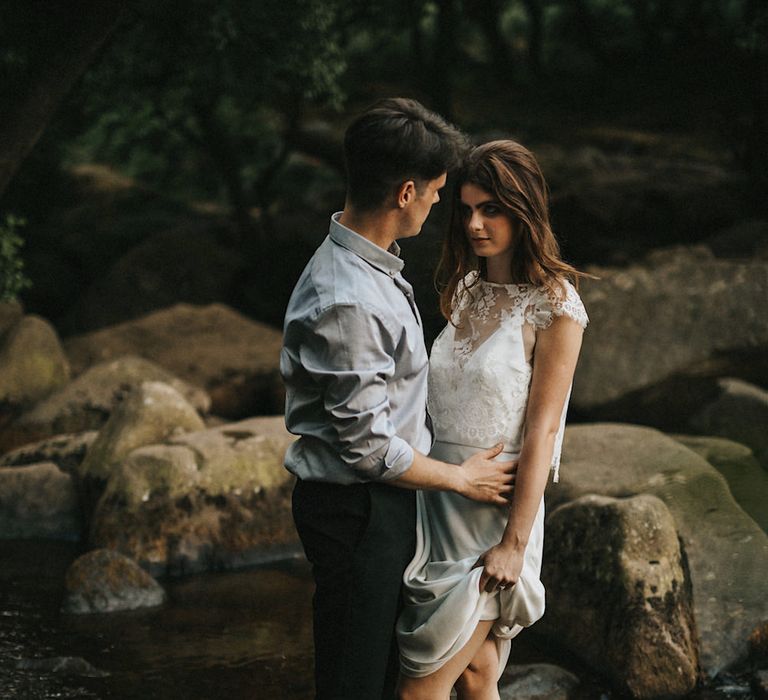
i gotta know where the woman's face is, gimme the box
[460,183,516,260]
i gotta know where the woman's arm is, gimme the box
[475,313,584,592]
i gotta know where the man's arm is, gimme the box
[390,447,514,506]
[297,302,514,503]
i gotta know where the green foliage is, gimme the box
[0,214,31,302]
[69,0,347,213]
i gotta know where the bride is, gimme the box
[397,140,589,700]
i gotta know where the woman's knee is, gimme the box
[455,645,497,696]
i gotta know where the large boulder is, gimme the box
[64,303,284,418]
[0,356,209,453]
[79,381,205,482]
[90,416,296,576]
[0,430,97,475]
[672,434,768,532]
[0,462,81,540]
[571,247,768,413]
[540,145,748,265]
[550,424,768,676]
[62,226,243,334]
[61,548,165,614]
[540,494,698,698]
[0,315,70,412]
[687,378,768,469]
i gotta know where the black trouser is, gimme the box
[292,478,417,700]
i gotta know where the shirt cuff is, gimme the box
[378,436,414,481]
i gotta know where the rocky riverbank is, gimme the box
[2,202,767,696]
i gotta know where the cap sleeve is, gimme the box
[525,281,589,330]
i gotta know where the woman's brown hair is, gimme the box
[436,140,589,323]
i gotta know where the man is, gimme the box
[281,98,515,700]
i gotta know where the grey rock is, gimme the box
[62,548,165,614]
[672,434,768,532]
[0,315,70,408]
[572,248,768,411]
[90,416,296,576]
[550,424,768,676]
[79,381,204,481]
[64,302,284,418]
[541,494,698,698]
[63,227,243,334]
[688,378,768,469]
[2,355,209,452]
[0,430,97,474]
[499,663,580,700]
[0,462,81,540]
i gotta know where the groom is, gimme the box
[281,98,515,700]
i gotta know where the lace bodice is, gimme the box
[428,272,588,481]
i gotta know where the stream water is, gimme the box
[0,540,314,699]
[0,540,755,700]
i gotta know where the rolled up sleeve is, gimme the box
[299,303,414,480]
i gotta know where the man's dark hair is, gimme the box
[343,97,468,211]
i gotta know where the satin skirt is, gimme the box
[396,440,546,678]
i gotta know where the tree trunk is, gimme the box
[0,0,125,198]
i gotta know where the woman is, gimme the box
[396,140,589,699]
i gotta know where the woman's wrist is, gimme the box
[500,531,528,552]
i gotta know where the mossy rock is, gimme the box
[0,430,97,474]
[0,462,81,540]
[2,356,209,453]
[671,434,768,532]
[551,423,768,677]
[90,416,296,576]
[62,548,165,614]
[64,302,284,418]
[541,493,698,698]
[79,381,204,482]
[0,315,70,409]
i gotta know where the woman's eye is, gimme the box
[484,205,500,215]
[460,206,471,218]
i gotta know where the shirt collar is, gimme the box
[329,212,404,278]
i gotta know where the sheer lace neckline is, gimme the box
[452,276,537,367]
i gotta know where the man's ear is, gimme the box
[396,180,416,209]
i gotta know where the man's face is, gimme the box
[399,172,448,239]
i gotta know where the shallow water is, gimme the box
[0,540,314,699]
[0,540,755,699]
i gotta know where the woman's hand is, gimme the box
[472,543,525,593]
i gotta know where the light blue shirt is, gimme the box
[281,212,433,484]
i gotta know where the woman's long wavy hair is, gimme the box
[437,140,588,323]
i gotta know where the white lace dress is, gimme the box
[397,272,588,678]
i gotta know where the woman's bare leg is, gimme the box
[398,619,496,700]
[455,635,501,700]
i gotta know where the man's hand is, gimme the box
[457,444,516,505]
[472,543,525,593]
